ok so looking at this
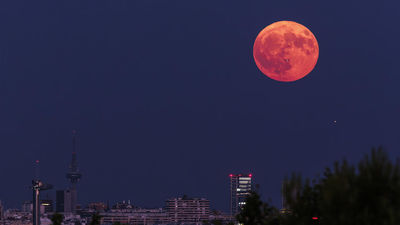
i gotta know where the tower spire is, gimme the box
[72,129,76,153]
[34,160,40,180]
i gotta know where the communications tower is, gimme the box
[65,130,82,213]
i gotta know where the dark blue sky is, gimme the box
[0,0,399,212]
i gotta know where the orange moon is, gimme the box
[253,21,319,82]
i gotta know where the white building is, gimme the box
[101,208,169,225]
[165,197,210,224]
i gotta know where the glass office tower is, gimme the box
[229,173,252,217]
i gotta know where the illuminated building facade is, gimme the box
[165,197,210,224]
[100,208,169,225]
[229,173,253,217]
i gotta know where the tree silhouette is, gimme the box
[283,147,400,225]
[236,191,280,225]
[90,212,102,225]
[211,219,224,225]
[50,213,64,225]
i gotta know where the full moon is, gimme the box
[253,21,319,82]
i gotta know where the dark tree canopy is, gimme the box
[50,213,64,225]
[237,147,400,225]
[90,212,102,225]
[283,147,400,225]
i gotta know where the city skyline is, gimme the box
[1,130,259,212]
[1,142,253,215]
[2,195,234,225]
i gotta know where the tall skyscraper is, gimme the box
[56,190,65,213]
[56,189,74,213]
[65,130,82,213]
[63,190,73,213]
[229,173,253,217]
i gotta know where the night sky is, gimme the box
[0,0,399,212]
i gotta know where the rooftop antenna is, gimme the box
[72,129,76,153]
[34,160,40,181]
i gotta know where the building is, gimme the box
[112,200,134,210]
[229,174,253,217]
[21,201,32,213]
[56,189,73,213]
[64,189,73,213]
[165,196,210,224]
[101,208,169,225]
[3,209,31,224]
[56,190,64,212]
[22,201,45,215]
[209,210,233,224]
[40,199,54,213]
[88,202,108,212]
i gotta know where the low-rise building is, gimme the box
[165,197,210,224]
[3,209,31,224]
[101,208,169,225]
[21,201,45,214]
[112,200,134,210]
[208,210,233,224]
[88,202,108,212]
[41,199,54,213]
